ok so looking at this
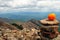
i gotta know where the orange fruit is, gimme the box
[48,13,56,21]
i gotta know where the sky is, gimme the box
[0,0,60,13]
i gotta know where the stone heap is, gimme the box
[40,18,59,39]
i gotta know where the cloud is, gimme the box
[0,0,60,13]
[0,0,37,11]
[39,0,60,1]
[37,1,60,12]
[0,0,36,8]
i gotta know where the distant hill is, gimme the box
[0,12,60,22]
[0,17,12,23]
[0,12,50,22]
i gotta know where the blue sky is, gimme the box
[0,0,60,13]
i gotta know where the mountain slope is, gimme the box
[0,19,18,30]
[22,19,41,30]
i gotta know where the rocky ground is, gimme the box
[0,27,60,40]
[0,27,41,40]
[0,19,60,40]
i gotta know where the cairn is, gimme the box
[39,13,59,40]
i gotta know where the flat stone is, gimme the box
[41,25,59,28]
[40,18,59,25]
